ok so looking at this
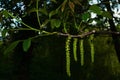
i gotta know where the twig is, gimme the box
[57,30,120,38]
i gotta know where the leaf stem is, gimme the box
[7,12,40,32]
[36,0,41,29]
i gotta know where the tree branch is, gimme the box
[57,30,120,38]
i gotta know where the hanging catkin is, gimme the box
[73,38,78,62]
[65,36,71,77]
[89,34,95,62]
[80,39,84,66]
[89,34,95,63]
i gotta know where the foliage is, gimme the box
[22,38,31,52]
[0,0,120,79]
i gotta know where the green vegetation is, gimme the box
[0,0,120,80]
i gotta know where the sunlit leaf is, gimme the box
[2,29,8,38]
[73,0,82,6]
[2,10,9,18]
[39,8,48,16]
[28,8,37,14]
[68,1,75,12]
[61,0,67,12]
[23,38,31,52]
[82,12,90,21]
[51,19,61,28]
[41,19,50,28]
[4,40,20,54]
[55,20,61,28]
[89,5,102,15]
[49,10,58,18]
[101,11,113,19]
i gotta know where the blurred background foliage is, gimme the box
[0,0,120,80]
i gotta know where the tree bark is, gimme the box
[104,0,120,62]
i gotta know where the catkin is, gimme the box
[80,39,84,66]
[73,38,78,62]
[65,36,71,77]
[89,34,95,63]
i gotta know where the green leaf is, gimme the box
[39,8,48,16]
[73,0,82,6]
[49,10,58,18]
[4,40,20,54]
[82,12,90,21]
[68,1,75,12]
[41,19,50,28]
[28,8,37,13]
[50,0,57,3]
[2,10,9,18]
[23,38,31,52]
[89,5,102,15]
[101,11,112,19]
[61,0,67,12]
[51,19,61,28]
[2,29,8,38]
